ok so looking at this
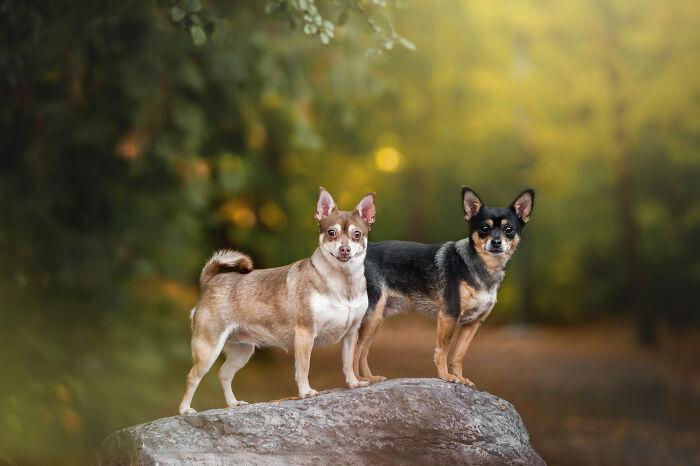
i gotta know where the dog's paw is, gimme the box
[439,374,460,384]
[455,376,475,387]
[299,388,319,398]
[179,407,197,415]
[369,375,387,384]
[348,380,370,389]
[227,400,248,407]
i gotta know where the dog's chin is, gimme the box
[484,247,509,256]
[330,250,365,263]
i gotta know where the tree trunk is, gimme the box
[598,1,654,345]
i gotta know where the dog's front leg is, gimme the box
[448,322,480,386]
[342,326,370,389]
[294,325,318,398]
[434,311,460,383]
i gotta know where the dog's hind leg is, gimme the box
[178,326,231,415]
[354,294,387,383]
[218,342,255,407]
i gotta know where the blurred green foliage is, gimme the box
[0,0,698,463]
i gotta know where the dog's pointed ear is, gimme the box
[315,187,338,221]
[354,192,376,227]
[511,189,535,223]
[462,186,483,221]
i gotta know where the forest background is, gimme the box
[1,0,698,464]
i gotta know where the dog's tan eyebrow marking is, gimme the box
[487,219,494,227]
[501,219,508,226]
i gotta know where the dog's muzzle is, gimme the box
[333,250,362,263]
[485,239,509,256]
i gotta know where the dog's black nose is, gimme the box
[490,238,502,247]
[339,245,351,256]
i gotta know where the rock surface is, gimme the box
[96,378,544,465]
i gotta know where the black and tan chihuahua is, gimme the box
[354,186,534,386]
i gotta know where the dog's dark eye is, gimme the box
[328,229,336,237]
[504,225,514,234]
[480,225,489,234]
[353,231,362,240]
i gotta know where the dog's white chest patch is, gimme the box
[310,291,367,348]
[460,285,498,324]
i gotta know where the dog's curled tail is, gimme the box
[199,249,253,288]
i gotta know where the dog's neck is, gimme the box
[455,238,507,286]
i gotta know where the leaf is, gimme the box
[169,7,186,22]
[179,0,202,13]
[399,37,416,51]
[189,26,206,46]
[189,13,203,26]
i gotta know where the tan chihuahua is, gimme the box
[179,188,375,414]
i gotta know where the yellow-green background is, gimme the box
[1,0,698,464]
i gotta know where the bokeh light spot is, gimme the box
[219,199,256,229]
[375,147,401,172]
[233,207,256,228]
[259,202,287,230]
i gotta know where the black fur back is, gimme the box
[364,239,505,319]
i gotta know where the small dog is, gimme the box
[179,188,375,414]
[354,186,534,386]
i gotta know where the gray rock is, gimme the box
[96,378,545,465]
